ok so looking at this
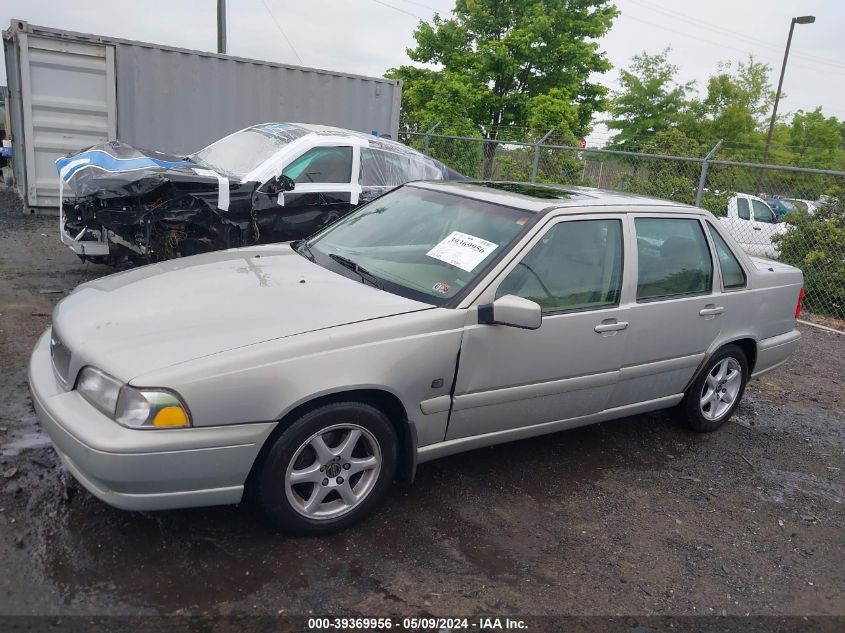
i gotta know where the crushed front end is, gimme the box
[57,141,256,265]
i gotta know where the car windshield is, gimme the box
[190,125,309,179]
[307,186,533,304]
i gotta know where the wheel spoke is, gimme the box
[706,373,719,389]
[337,481,359,506]
[715,360,728,382]
[289,462,323,484]
[347,455,378,476]
[303,485,331,513]
[725,370,741,384]
[309,434,334,463]
[336,428,362,459]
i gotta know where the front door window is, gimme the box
[496,219,623,314]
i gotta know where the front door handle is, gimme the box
[753,226,762,231]
[594,319,629,333]
[699,305,725,317]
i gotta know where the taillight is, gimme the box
[795,288,804,318]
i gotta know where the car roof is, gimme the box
[409,180,703,214]
[249,122,430,158]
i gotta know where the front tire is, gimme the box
[257,402,398,535]
[680,344,749,432]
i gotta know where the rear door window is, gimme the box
[360,147,440,187]
[751,200,776,224]
[635,218,713,300]
[736,198,751,220]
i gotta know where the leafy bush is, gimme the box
[774,188,845,319]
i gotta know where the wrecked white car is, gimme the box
[56,123,463,265]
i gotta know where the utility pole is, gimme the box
[217,0,227,54]
[761,15,815,167]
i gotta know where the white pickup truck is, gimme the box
[719,194,788,259]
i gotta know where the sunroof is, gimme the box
[479,181,576,200]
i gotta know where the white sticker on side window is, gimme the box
[426,231,499,272]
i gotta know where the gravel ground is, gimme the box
[0,189,843,619]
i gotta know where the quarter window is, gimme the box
[736,198,751,220]
[282,146,352,184]
[635,218,713,300]
[707,223,746,289]
[496,219,623,313]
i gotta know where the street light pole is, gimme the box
[761,15,815,167]
[217,0,228,54]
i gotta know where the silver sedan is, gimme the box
[29,181,803,534]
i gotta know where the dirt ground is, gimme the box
[0,190,843,619]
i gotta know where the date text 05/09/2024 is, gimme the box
[307,617,528,630]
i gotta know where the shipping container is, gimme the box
[2,19,402,211]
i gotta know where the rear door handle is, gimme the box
[594,320,629,333]
[699,305,725,316]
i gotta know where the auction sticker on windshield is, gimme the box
[426,231,498,272]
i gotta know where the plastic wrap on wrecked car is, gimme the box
[361,137,464,186]
[55,140,198,199]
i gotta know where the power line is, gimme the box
[628,0,845,70]
[260,0,304,65]
[396,0,441,12]
[621,14,845,78]
[369,0,425,19]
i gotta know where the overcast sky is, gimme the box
[2,0,843,146]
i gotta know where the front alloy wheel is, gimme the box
[285,424,381,520]
[257,402,397,534]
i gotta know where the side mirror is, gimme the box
[271,173,295,192]
[477,295,542,330]
[271,174,296,206]
[278,174,296,191]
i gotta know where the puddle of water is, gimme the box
[1,423,50,456]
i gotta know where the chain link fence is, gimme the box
[405,132,845,324]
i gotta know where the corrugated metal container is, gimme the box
[3,19,402,211]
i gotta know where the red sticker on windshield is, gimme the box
[432,281,451,294]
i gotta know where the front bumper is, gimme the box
[28,329,275,511]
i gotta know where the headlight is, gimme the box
[75,366,191,429]
[76,367,122,417]
[115,386,191,429]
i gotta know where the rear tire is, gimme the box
[680,344,749,432]
[257,402,397,535]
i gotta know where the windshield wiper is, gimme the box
[329,253,383,289]
[293,239,315,261]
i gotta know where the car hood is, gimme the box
[52,244,431,381]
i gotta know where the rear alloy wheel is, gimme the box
[258,402,397,534]
[680,344,749,432]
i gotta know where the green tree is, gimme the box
[619,129,702,204]
[787,108,844,168]
[679,56,775,159]
[607,48,693,152]
[388,0,618,176]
